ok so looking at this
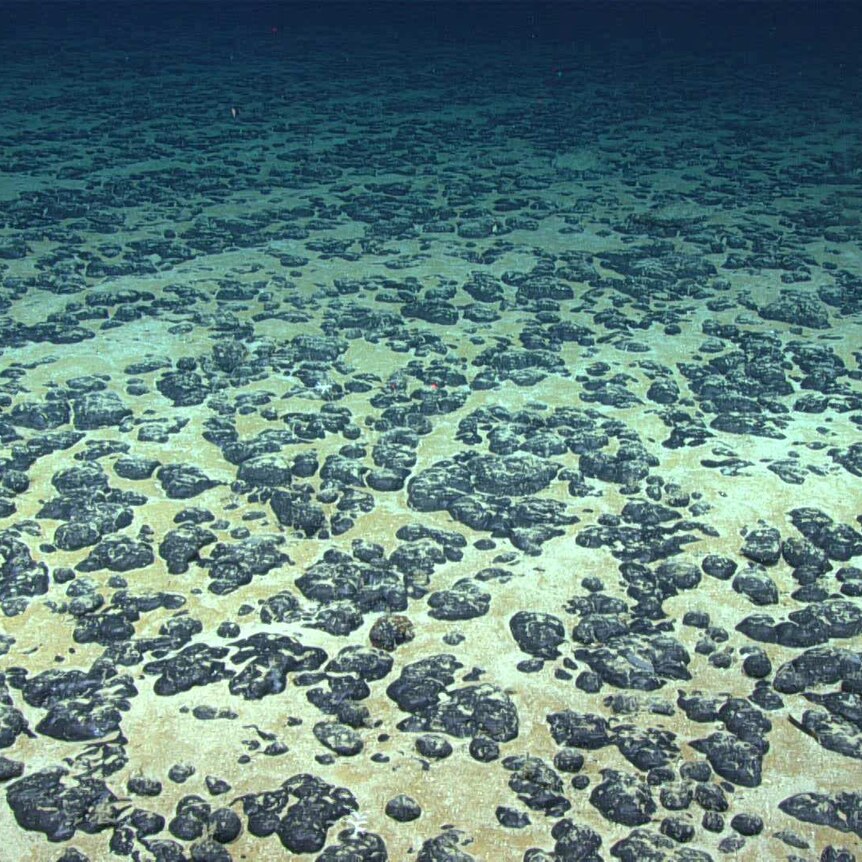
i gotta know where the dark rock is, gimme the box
[0,533,50,609]
[395,676,519,742]
[503,755,570,817]
[694,782,728,813]
[730,812,763,836]
[718,697,771,749]
[407,459,473,513]
[783,536,830,569]
[572,613,628,645]
[0,755,24,780]
[140,839,187,861]
[660,815,696,842]
[9,399,70,430]
[259,590,301,625]
[689,731,762,787]
[417,829,475,862]
[659,782,693,811]
[589,768,656,826]
[169,795,210,840]
[469,735,500,763]
[159,525,217,575]
[237,454,293,486]
[547,711,612,750]
[759,291,830,329]
[325,644,393,682]
[385,654,462,713]
[35,698,123,742]
[732,567,779,606]
[303,600,361,636]
[144,644,233,695]
[553,749,585,774]
[316,829,388,861]
[655,559,702,590]
[208,807,242,843]
[550,817,602,861]
[239,773,357,853]
[573,634,691,690]
[313,721,364,757]
[496,806,530,828]
[168,763,196,783]
[789,708,862,760]
[702,810,724,832]
[0,700,30,749]
[580,443,653,488]
[270,488,327,536]
[369,614,415,652]
[737,601,862,648]
[156,370,208,407]
[702,554,737,580]
[206,776,232,796]
[789,508,862,561]
[469,452,560,496]
[740,524,782,565]
[779,790,862,838]
[6,767,118,842]
[206,535,290,596]
[683,610,710,629]
[509,611,566,659]
[609,827,713,862]
[157,464,222,499]
[646,379,680,404]
[128,774,162,796]
[385,793,421,822]
[679,761,712,783]
[615,726,680,771]
[741,649,772,679]
[175,507,216,526]
[75,534,154,573]
[427,578,490,620]
[773,829,809,849]
[718,835,746,853]
[114,455,160,480]
[54,521,102,552]
[72,391,131,430]
[228,633,326,701]
[831,442,862,480]
[415,734,453,760]
[190,839,232,862]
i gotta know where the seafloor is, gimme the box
[1,3,861,861]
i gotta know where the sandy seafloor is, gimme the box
[1,2,861,860]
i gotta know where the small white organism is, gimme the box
[345,809,368,836]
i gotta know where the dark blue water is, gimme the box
[1,3,862,861]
